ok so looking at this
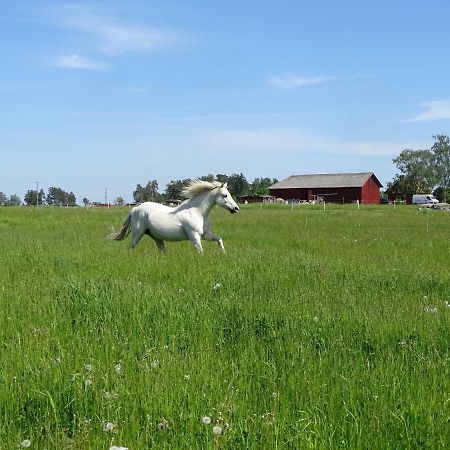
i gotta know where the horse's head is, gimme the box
[215,183,239,214]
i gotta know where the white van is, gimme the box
[412,194,439,204]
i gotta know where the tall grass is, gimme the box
[0,204,449,449]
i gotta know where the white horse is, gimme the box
[108,180,239,253]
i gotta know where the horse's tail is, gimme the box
[107,213,131,241]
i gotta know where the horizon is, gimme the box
[1,1,449,203]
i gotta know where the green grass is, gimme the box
[0,204,449,449]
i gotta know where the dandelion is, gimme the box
[20,440,31,448]
[84,379,93,387]
[213,283,221,291]
[103,391,112,400]
[103,422,115,432]
[184,374,191,381]
[158,418,169,430]
[424,306,437,313]
[84,364,93,372]
[202,416,211,425]
[313,316,319,322]
[212,426,222,435]
[151,360,159,369]
[110,447,128,450]
[115,363,122,374]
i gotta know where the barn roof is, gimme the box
[269,172,382,189]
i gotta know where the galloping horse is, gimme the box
[108,180,239,253]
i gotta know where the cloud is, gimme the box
[51,5,188,54]
[55,53,111,70]
[269,75,336,89]
[204,127,407,157]
[268,72,384,90]
[405,100,450,122]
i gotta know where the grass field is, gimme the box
[0,203,449,449]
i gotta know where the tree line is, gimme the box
[386,135,450,202]
[132,173,278,203]
[0,192,21,206]
[0,187,78,206]
[22,187,77,206]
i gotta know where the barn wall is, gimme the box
[270,187,363,203]
[361,177,381,204]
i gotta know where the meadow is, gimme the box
[0,203,449,449]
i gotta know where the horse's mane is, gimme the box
[182,180,222,198]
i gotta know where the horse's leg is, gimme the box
[153,238,166,254]
[185,229,203,253]
[202,230,225,253]
[129,221,145,249]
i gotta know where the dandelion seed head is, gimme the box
[158,418,168,430]
[151,360,159,369]
[115,363,122,374]
[313,316,319,322]
[213,283,221,291]
[202,416,211,425]
[20,439,31,448]
[84,379,93,387]
[212,426,222,435]
[103,422,115,432]
[84,364,93,372]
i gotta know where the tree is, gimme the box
[133,180,162,203]
[250,177,278,195]
[392,149,436,196]
[431,134,450,202]
[67,192,77,206]
[114,196,124,206]
[164,179,191,200]
[226,173,249,197]
[46,187,76,206]
[24,189,45,206]
[9,194,21,206]
[198,174,215,182]
[82,198,90,207]
[133,184,145,203]
[215,174,229,184]
[145,180,161,202]
[0,192,7,206]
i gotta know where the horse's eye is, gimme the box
[222,194,227,198]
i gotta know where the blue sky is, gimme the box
[1,0,450,203]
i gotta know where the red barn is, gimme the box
[269,172,382,204]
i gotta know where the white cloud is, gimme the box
[405,100,450,122]
[55,53,111,70]
[52,5,187,54]
[269,75,336,89]
[204,127,408,157]
[268,72,383,90]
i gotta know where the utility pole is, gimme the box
[36,181,40,207]
[105,187,109,210]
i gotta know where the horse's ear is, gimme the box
[222,182,228,189]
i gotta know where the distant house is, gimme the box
[269,172,383,204]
